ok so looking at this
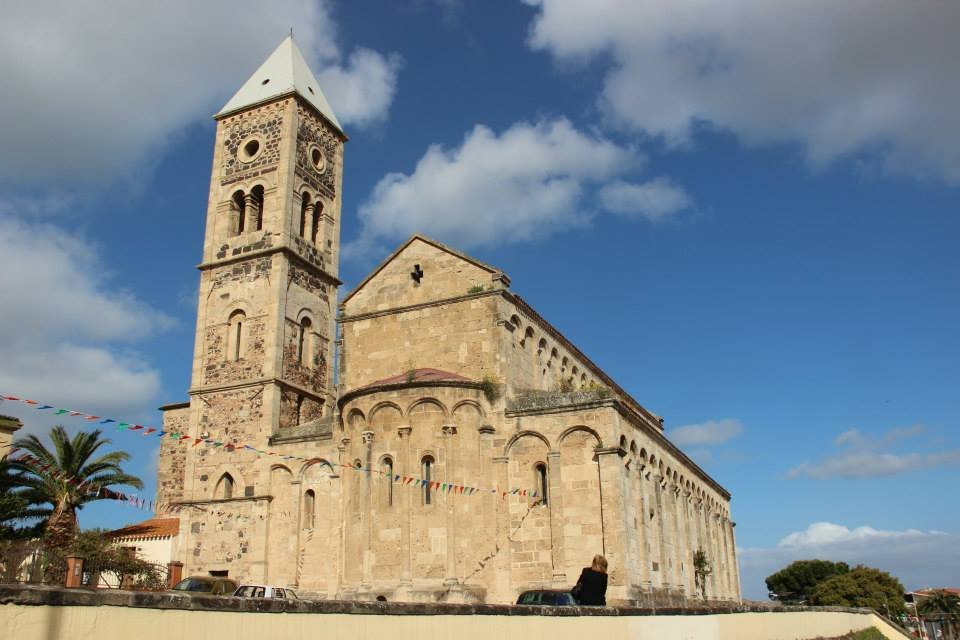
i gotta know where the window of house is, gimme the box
[251,185,264,231]
[216,473,234,499]
[299,193,310,237]
[535,463,548,506]
[303,490,315,529]
[383,458,394,506]
[421,456,434,505]
[311,202,323,244]
[227,310,245,361]
[298,317,312,367]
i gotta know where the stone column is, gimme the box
[479,425,496,588]
[336,437,350,596]
[679,490,693,597]
[492,456,510,600]
[595,445,629,603]
[652,475,670,593]
[670,483,686,598]
[719,516,732,600]
[547,450,567,587]
[728,520,742,601]
[637,466,652,594]
[397,425,413,596]
[709,512,721,598]
[441,424,460,597]
[361,430,374,592]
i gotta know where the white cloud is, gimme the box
[317,48,403,129]
[598,178,691,221]
[349,117,689,255]
[669,418,743,447]
[524,0,960,182]
[789,424,958,479]
[739,522,960,599]
[0,0,399,193]
[0,215,169,428]
[789,450,960,479]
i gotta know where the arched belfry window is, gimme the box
[311,202,323,244]
[299,192,311,238]
[421,455,434,505]
[297,317,312,367]
[232,191,246,235]
[382,457,394,507]
[216,473,234,499]
[251,185,264,231]
[303,489,315,529]
[227,310,246,361]
[535,463,548,506]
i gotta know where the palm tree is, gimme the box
[7,426,142,549]
[918,590,960,640]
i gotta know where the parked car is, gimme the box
[233,584,298,599]
[171,576,238,596]
[516,589,577,606]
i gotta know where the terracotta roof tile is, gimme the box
[107,517,179,540]
[358,368,473,390]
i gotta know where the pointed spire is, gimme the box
[218,35,343,134]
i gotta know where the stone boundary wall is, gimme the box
[0,585,911,640]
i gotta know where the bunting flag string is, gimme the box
[1,393,541,504]
[6,448,251,521]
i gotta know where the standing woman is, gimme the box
[571,554,608,605]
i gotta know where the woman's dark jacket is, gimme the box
[573,567,607,605]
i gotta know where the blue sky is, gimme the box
[1,1,958,599]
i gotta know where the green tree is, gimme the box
[7,426,142,550]
[809,565,906,616]
[765,559,850,603]
[917,590,960,640]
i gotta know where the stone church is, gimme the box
[155,36,741,606]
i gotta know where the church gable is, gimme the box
[342,235,507,316]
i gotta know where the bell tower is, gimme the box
[192,35,345,435]
[169,35,346,500]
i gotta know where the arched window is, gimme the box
[303,489,315,529]
[298,317,312,367]
[232,190,246,235]
[299,192,311,238]
[227,310,246,361]
[216,473,234,499]
[311,202,323,244]
[535,463,548,506]
[251,185,264,231]
[382,457,394,507]
[295,395,304,425]
[421,455,434,505]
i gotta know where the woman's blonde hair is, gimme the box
[591,554,608,573]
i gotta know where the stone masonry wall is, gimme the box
[156,406,189,507]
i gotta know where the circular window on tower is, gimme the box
[237,135,264,163]
[309,144,327,173]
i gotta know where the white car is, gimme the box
[233,584,298,599]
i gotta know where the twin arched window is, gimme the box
[299,192,324,244]
[229,187,264,236]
